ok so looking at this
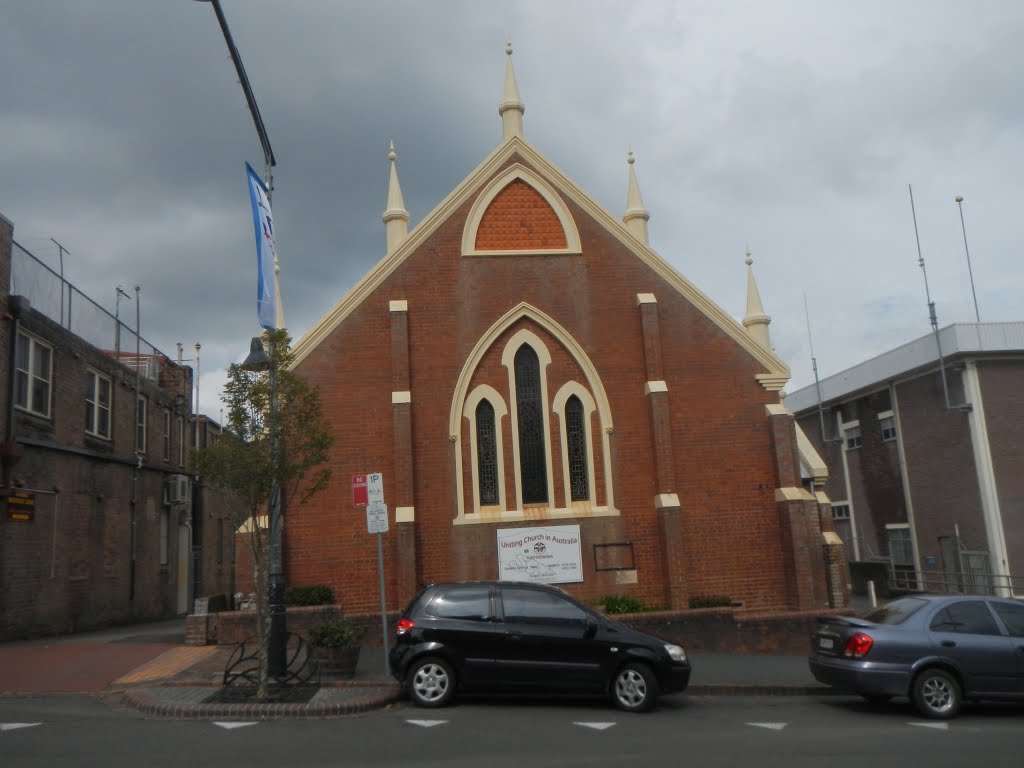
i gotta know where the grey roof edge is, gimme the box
[784,321,1024,413]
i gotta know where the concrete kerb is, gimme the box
[119,682,404,719]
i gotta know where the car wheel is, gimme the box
[612,662,659,713]
[407,657,456,708]
[912,668,960,719]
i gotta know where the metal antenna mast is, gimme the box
[803,293,841,444]
[908,184,970,413]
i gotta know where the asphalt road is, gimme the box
[2,694,1022,767]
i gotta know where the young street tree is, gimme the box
[193,329,333,699]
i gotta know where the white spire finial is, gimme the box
[383,139,409,254]
[499,42,524,141]
[742,247,772,352]
[623,149,650,245]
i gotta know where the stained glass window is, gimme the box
[515,345,547,504]
[476,399,498,505]
[566,395,589,501]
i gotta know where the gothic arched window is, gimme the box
[475,399,498,506]
[515,345,547,504]
[565,395,589,501]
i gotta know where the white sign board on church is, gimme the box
[496,525,582,584]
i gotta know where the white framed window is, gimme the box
[176,416,185,466]
[841,420,861,450]
[14,331,52,418]
[85,368,112,438]
[886,524,914,566]
[878,411,897,442]
[832,503,851,520]
[136,396,148,455]
[162,409,171,461]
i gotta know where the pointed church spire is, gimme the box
[742,246,773,352]
[498,42,524,141]
[382,140,409,254]
[623,150,650,245]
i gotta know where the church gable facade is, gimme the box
[288,51,841,615]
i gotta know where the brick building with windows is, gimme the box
[786,322,1024,598]
[0,212,235,640]
[286,48,843,615]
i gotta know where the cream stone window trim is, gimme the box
[448,303,618,524]
[391,391,411,404]
[636,293,657,305]
[395,506,415,523]
[454,506,620,526]
[644,380,667,395]
[461,164,582,257]
[389,300,408,313]
[462,385,509,516]
[552,382,598,507]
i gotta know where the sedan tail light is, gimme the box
[844,632,874,658]
[396,618,415,635]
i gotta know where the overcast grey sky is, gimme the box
[3,1,1020,418]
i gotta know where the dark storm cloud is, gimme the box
[2,1,1021,415]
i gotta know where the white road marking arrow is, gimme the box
[407,719,447,728]
[747,722,787,730]
[1,723,42,732]
[909,721,949,730]
[214,722,258,730]
[574,722,616,730]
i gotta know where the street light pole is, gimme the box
[241,334,285,678]
[197,0,286,680]
[194,0,276,198]
[954,195,981,324]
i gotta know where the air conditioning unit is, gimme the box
[164,474,190,506]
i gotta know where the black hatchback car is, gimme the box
[810,594,1024,719]
[389,581,691,712]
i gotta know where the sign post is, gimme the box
[361,473,390,675]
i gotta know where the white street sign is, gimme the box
[367,473,384,504]
[366,500,389,534]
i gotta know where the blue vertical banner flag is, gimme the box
[246,163,278,330]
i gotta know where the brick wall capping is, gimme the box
[391,391,411,404]
[765,403,791,416]
[636,292,657,305]
[654,493,681,509]
[823,531,843,545]
[644,380,668,395]
[775,486,815,502]
[388,300,408,313]
[395,506,414,523]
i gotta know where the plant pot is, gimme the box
[313,645,360,679]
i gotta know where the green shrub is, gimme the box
[285,585,334,606]
[688,595,733,609]
[306,617,364,649]
[600,594,646,614]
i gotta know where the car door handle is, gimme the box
[941,640,957,648]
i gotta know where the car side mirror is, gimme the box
[583,616,599,639]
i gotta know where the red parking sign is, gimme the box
[352,474,368,507]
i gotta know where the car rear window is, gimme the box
[426,586,492,621]
[863,597,928,625]
[992,601,1024,637]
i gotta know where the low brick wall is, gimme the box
[186,604,850,654]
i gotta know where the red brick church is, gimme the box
[287,46,844,615]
